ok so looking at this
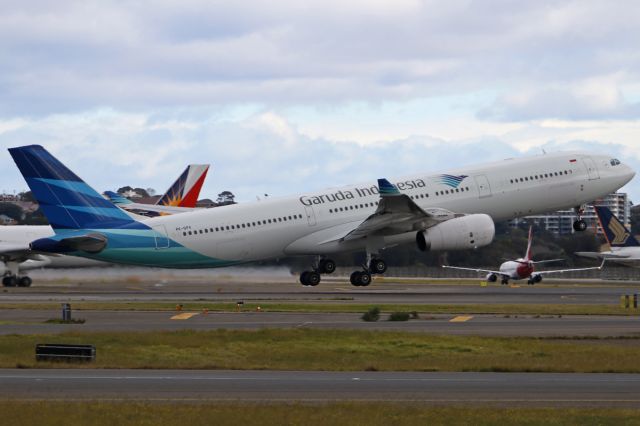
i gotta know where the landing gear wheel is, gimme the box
[300,271,320,287]
[527,279,534,285]
[573,219,587,232]
[350,271,371,287]
[318,259,336,275]
[501,279,509,286]
[2,276,17,287]
[358,271,372,286]
[306,271,321,286]
[350,271,362,286]
[369,258,387,275]
[18,276,32,287]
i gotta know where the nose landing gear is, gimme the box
[573,205,588,232]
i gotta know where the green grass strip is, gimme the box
[3,329,640,372]
[0,402,639,426]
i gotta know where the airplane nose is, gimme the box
[623,165,636,183]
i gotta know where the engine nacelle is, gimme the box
[416,214,495,252]
[486,273,498,282]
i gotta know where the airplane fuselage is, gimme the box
[76,151,633,268]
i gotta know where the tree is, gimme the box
[0,202,25,221]
[216,191,236,205]
[18,191,36,202]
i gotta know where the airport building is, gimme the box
[509,193,632,235]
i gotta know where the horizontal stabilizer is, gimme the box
[30,232,107,254]
[103,191,133,205]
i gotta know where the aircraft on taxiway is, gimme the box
[443,225,605,285]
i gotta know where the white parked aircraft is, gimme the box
[575,205,640,267]
[7,145,635,288]
[443,226,605,285]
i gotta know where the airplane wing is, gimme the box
[0,242,32,261]
[441,265,504,276]
[339,178,459,242]
[533,259,606,276]
[103,191,198,217]
[575,251,630,259]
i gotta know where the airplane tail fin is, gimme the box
[8,145,141,232]
[524,225,534,261]
[103,190,133,206]
[594,205,639,247]
[156,164,209,208]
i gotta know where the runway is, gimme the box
[1,309,639,337]
[1,369,639,406]
[3,277,640,305]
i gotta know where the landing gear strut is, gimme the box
[573,205,588,232]
[299,257,336,287]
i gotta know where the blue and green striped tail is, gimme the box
[8,145,147,232]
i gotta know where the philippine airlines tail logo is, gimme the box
[438,174,468,188]
[156,164,209,208]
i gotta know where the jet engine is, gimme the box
[416,214,495,252]
[486,273,498,282]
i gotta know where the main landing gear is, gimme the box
[350,256,387,287]
[2,275,32,287]
[299,258,337,286]
[573,205,588,232]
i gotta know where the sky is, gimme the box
[0,0,639,202]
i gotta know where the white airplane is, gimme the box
[0,163,210,287]
[575,205,640,267]
[443,226,605,285]
[6,145,635,288]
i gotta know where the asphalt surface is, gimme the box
[1,369,639,406]
[3,277,640,305]
[1,309,639,337]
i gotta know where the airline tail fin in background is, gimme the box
[594,206,639,247]
[524,225,534,261]
[156,164,209,208]
[8,145,142,232]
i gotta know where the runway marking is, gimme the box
[449,315,474,323]
[170,312,199,320]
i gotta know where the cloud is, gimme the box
[1,1,640,115]
[1,108,637,204]
[479,74,640,121]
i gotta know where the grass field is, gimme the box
[2,301,639,316]
[2,329,640,372]
[0,401,639,426]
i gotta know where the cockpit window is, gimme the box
[610,159,621,166]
